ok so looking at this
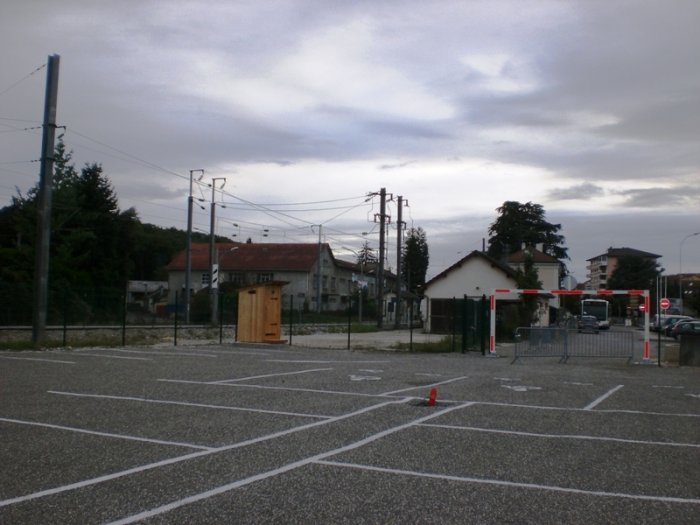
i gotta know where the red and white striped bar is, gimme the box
[488,289,651,361]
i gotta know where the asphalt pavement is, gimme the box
[1,337,698,524]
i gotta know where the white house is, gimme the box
[422,247,562,332]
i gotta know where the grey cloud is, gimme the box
[548,183,604,201]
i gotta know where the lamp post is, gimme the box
[185,169,204,323]
[680,232,700,314]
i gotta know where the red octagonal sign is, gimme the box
[660,298,671,310]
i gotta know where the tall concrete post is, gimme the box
[32,54,60,346]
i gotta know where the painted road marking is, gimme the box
[0,355,75,364]
[349,375,381,381]
[104,402,474,524]
[47,391,331,419]
[71,353,153,361]
[584,385,624,410]
[0,417,214,450]
[381,376,469,395]
[0,398,411,509]
[419,423,700,448]
[210,368,333,383]
[314,461,700,505]
[501,385,543,392]
[157,378,408,399]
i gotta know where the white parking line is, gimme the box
[105,401,474,524]
[0,398,409,509]
[419,423,700,448]
[157,378,416,399]
[71,353,153,361]
[381,376,469,395]
[0,355,75,364]
[584,384,624,410]
[0,417,213,450]
[314,461,700,505]
[210,367,333,383]
[109,349,219,358]
[47,391,332,419]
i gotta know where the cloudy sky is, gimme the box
[2,0,699,283]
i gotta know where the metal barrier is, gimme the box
[513,327,636,363]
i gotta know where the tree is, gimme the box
[402,227,429,293]
[514,253,543,325]
[607,255,660,290]
[356,241,378,268]
[487,201,568,263]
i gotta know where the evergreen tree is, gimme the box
[487,201,568,262]
[514,253,543,325]
[356,240,378,268]
[607,255,660,290]
[401,227,429,293]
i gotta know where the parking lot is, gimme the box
[1,339,699,524]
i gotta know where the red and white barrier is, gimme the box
[487,289,651,361]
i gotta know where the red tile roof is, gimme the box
[166,242,330,272]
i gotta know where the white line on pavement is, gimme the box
[210,367,333,383]
[0,355,75,364]
[105,401,474,525]
[0,417,213,450]
[0,398,410,509]
[47,391,332,419]
[381,375,469,395]
[314,461,700,505]
[419,423,700,448]
[584,384,624,410]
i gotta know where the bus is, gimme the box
[581,299,610,329]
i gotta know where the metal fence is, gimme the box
[513,327,636,362]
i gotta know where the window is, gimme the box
[201,272,210,286]
[257,272,273,283]
[228,272,244,286]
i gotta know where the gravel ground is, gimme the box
[1,338,698,524]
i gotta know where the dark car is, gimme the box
[662,315,693,336]
[578,315,599,333]
[671,320,700,339]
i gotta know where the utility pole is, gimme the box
[394,196,404,329]
[185,169,203,324]
[209,177,226,324]
[315,225,323,313]
[377,187,386,329]
[32,54,60,347]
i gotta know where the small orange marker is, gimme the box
[427,387,438,406]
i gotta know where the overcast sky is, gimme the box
[1,0,699,284]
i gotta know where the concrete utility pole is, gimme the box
[209,177,226,324]
[184,169,204,324]
[315,225,323,313]
[32,54,60,347]
[394,196,404,329]
[377,187,386,329]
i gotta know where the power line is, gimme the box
[0,63,46,97]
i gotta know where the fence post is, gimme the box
[347,303,352,350]
[174,291,178,346]
[462,295,468,353]
[288,295,293,345]
[62,288,67,347]
[480,294,487,355]
[218,291,223,344]
[121,293,127,346]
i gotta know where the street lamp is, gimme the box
[680,232,700,314]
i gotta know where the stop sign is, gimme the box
[660,298,671,310]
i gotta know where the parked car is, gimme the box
[653,315,692,335]
[664,317,696,337]
[671,320,700,339]
[578,315,599,333]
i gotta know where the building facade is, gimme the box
[586,247,661,289]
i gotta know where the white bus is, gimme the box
[581,298,610,329]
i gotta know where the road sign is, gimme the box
[639,303,646,312]
[660,297,671,310]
